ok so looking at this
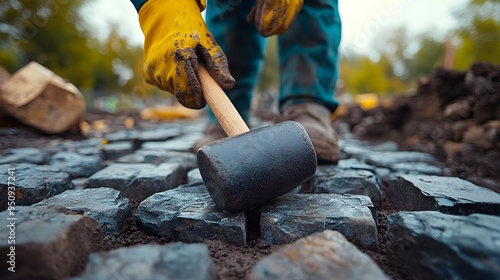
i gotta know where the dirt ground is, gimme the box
[337,62,500,194]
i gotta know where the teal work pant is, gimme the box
[205,0,341,124]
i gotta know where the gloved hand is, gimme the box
[246,0,304,37]
[139,0,235,109]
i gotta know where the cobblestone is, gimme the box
[34,188,131,233]
[50,151,101,178]
[365,151,436,168]
[102,141,134,160]
[0,147,48,164]
[0,206,101,280]
[312,166,382,203]
[260,194,378,250]
[386,211,500,279]
[136,186,247,245]
[85,162,185,201]
[251,230,389,280]
[0,163,73,211]
[73,243,216,280]
[388,174,500,215]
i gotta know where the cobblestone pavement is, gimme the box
[0,118,499,280]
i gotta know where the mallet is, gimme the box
[196,65,317,212]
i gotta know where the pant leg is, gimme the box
[278,0,341,113]
[205,0,266,124]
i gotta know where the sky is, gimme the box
[82,0,469,56]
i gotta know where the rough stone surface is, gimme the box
[312,166,382,203]
[386,211,500,280]
[0,206,102,280]
[116,150,197,174]
[250,230,389,280]
[103,129,140,143]
[260,194,378,250]
[102,141,134,160]
[0,163,73,211]
[337,158,377,172]
[365,151,436,168]
[72,178,88,190]
[136,186,247,245]
[141,134,202,152]
[85,162,185,201]
[0,148,48,164]
[390,162,442,175]
[388,174,500,215]
[50,151,101,178]
[34,188,131,233]
[187,168,203,186]
[73,243,216,280]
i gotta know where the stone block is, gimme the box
[85,162,185,201]
[390,162,442,175]
[141,134,201,152]
[250,230,389,280]
[386,211,500,279]
[136,186,246,245]
[117,150,196,174]
[0,206,101,280]
[0,148,48,164]
[34,188,131,233]
[50,151,101,178]
[312,166,382,203]
[388,174,500,215]
[73,243,216,280]
[365,151,436,168]
[0,163,73,211]
[102,141,134,160]
[260,194,378,250]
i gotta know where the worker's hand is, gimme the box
[246,0,303,37]
[138,0,235,109]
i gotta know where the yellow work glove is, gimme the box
[139,0,235,109]
[247,0,304,37]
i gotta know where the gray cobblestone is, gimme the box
[73,243,216,280]
[85,162,185,201]
[312,166,382,203]
[386,211,500,279]
[250,230,389,280]
[388,174,500,215]
[0,164,73,211]
[0,206,101,280]
[0,148,48,164]
[34,188,131,233]
[260,194,378,250]
[136,186,247,245]
[50,151,101,178]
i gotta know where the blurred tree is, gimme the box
[0,0,99,88]
[405,34,446,79]
[453,0,500,69]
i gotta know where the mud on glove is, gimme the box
[139,0,235,109]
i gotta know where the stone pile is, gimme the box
[1,118,499,280]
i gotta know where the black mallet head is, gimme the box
[197,121,317,212]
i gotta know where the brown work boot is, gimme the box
[192,124,227,152]
[283,102,340,163]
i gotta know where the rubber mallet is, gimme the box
[196,65,317,212]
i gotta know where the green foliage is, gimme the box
[454,0,500,69]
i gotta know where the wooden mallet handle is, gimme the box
[197,64,250,137]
